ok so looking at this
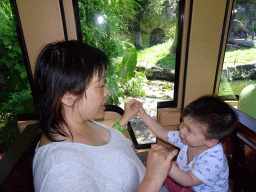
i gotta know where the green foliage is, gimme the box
[124,71,147,97]
[78,0,137,57]
[78,0,141,105]
[105,42,138,105]
[120,43,137,83]
[0,88,34,153]
[0,1,35,153]
[1,89,34,116]
[167,26,177,39]
[0,113,20,153]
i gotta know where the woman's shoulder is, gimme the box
[34,141,91,171]
[35,141,80,157]
[38,134,53,148]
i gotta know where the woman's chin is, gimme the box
[93,111,105,120]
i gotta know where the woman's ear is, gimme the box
[61,92,77,107]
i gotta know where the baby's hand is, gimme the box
[137,105,147,119]
[122,99,142,122]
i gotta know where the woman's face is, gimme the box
[75,72,110,120]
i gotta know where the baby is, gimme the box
[137,95,238,192]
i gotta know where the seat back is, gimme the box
[225,122,256,192]
[0,123,41,192]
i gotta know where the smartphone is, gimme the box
[127,122,156,150]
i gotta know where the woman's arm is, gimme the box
[119,99,141,127]
[137,144,178,192]
[111,99,141,132]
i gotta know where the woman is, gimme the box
[33,40,177,192]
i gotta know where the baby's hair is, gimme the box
[181,94,238,142]
[34,40,109,142]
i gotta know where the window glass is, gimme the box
[218,0,256,120]
[0,0,35,153]
[78,0,182,144]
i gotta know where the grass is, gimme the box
[137,39,256,70]
[230,79,256,95]
[137,39,176,69]
[136,39,256,70]
[224,46,256,66]
[221,45,256,98]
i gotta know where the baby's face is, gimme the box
[179,116,209,148]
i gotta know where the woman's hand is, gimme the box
[137,144,178,192]
[146,144,178,182]
[119,99,142,127]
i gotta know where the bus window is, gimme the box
[77,0,183,144]
[218,0,256,120]
[0,0,35,153]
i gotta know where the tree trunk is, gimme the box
[134,18,142,48]
[134,32,142,48]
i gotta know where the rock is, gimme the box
[136,66,175,81]
[227,39,255,47]
[226,63,256,80]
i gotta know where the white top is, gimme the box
[167,131,229,192]
[33,121,167,192]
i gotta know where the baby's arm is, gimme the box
[137,106,169,142]
[169,162,202,187]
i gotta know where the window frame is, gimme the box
[216,0,256,128]
[72,0,185,109]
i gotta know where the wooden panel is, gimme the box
[62,0,77,40]
[16,0,65,76]
[184,0,228,107]
[158,111,180,127]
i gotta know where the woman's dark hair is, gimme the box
[181,95,239,142]
[34,40,108,142]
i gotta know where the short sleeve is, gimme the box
[191,151,228,188]
[167,131,185,149]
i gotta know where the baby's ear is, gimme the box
[61,92,77,107]
[206,138,219,148]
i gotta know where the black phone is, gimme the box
[127,122,156,150]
